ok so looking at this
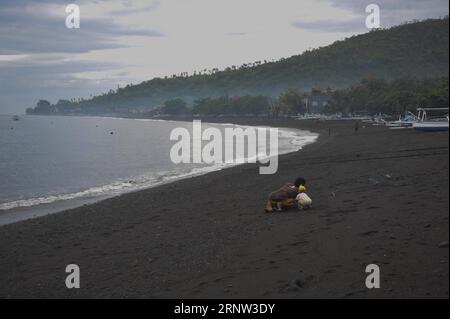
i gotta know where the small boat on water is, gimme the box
[12,115,20,121]
[413,108,449,132]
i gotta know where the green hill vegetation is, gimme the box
[327,77,448,115]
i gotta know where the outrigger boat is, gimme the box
[386,111,417,129]
[413,108,449,132]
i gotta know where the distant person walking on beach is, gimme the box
[265,177,306,212]
[354,121,360,133]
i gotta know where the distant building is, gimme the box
[305,87,334,114]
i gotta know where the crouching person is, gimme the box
[265,177,306,213]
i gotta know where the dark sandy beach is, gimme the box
[0,119,448,299]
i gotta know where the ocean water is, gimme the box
[0,115,318,223]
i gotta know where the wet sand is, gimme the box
[0,119,448,298]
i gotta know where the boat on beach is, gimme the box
[386,111,417,129]
[413,121,449,132]
[413,108,449,132]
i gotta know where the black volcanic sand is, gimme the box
[0,119,448,299]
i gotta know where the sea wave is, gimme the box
[0,166,226,211]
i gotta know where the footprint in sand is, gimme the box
[361,230,378,236]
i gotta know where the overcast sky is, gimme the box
[0,0,448,114]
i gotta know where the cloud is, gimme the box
[292,0,449,32]
[0,55,117,81]
[292,18,367,33]
[0,0,163,55]
[327,0,448,13]
[330,0,449,23]
[108,0,161,16]
[225,31,252,36]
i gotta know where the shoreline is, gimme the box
[0,117,319,226]
[0,118,448,298]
